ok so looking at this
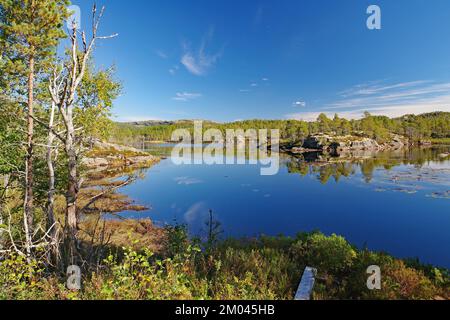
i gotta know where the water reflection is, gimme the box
[117,143,450,267]
[285,146,450,186]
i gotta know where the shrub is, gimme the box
[83,246,208,300]
[0,254,44,300]
[291,233,357,275]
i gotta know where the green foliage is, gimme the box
[346,252,439,300]
[0,97,24,174]
[291,233,357,275]
[164,224,190,257]
[0,0,70,93]
[204,246,300,299]
[0,254,43,300]
[76,64,122,141]
[82,246,207,300]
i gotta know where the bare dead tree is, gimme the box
[50,4,117,265]
[46,66,66,244]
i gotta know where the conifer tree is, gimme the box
[0,0,69,256]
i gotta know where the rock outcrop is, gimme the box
[82,157,109,167]
[283,133,409,156]
[82,140,159,169]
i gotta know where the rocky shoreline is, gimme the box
[78,140,161,217]
[82,140,160,169]
[281,133,416,156]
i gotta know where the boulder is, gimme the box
[302,135,380,151]
[350,138,379,150]
[389,135,405,149]
[302,135,331,150]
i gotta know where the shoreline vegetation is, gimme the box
[2,220,450,300]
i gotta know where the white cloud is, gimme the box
[239,89,250,93]
[250,83,258,87]
[262,78,269,81]
[293,101,306,107]
[181,29,223,76]
[172,92,202,102]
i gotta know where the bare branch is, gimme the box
[28,115,66,143]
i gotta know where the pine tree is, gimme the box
[0,0,69,256]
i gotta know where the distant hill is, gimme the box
[118,112,450,127]
[118,119,219,127]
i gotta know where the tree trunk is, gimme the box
[24,54,35,257]
[65,104,79,263]
[47,102,57,243]
[0,175,9,247]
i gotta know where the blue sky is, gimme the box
[72,0,450,122]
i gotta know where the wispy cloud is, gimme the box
[250,83,258,87]
[292,100,306,107]
[169,65,179,75]
[181,28,223,76]
[262,77,269,81]
[338,80,430,98]
[287,80,450,120]
[172,92,202,102]
[239,89,251,93]
[155,50,168,59]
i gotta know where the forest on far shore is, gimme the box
[110,112,450,144]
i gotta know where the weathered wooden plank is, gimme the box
[294,267,317,300]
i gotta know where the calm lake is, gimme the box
[117,144,450,268]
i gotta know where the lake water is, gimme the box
[117,144,450,268]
